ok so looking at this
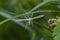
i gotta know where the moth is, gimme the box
[16,15,44,21]
[16,15,44,25]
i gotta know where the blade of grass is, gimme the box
[0,11,33,32]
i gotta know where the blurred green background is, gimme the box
[0,0,60,40]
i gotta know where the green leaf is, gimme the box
[54,22,60,40]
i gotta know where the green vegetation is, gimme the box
[0,0,60,40]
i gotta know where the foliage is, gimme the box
[0,0,60,40]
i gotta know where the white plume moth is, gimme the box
[16,15,44,25]
[16,15,44,21]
